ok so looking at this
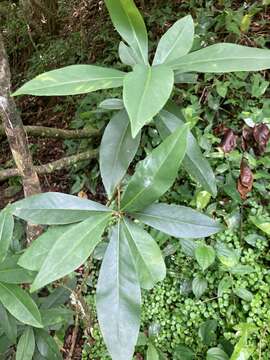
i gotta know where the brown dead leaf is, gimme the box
[237,160,253,199]
[220,129,237,153]
[241,126,253,151]
[253,123,270,155]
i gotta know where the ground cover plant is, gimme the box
[0,0,270,359]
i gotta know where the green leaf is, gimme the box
[174,345,195,360]
[195,244,215,271]
[0,211,14,262]
[96,222,141,360]
[12,192,110,225]
[147,343,159,360]
[18,225,74,272]
[105,0,148,64]
[199,319,218,345]
[216,242,239,268]
[174,72,198,84]
[156,105,217,196]
[192,276,208,298]
[206,348,229,360]
[0,303,17,343]
[100,110,141,198]
[31,213,110,292]
[16,327,35,360]
[249,216,270,235]
[35,329,62,360]
[0,283,42,328]
[118,41,139,67]
[123,218,166,290]
[123,64,174,137]
[180,238,197,257]
[196,191,211,210]
[121,125,188,212]
[169,43,270,73]
[40,278,76,309]
[0,255,35,284]
[13,65,125,96]
[135,203,222,238]
[218,276,232,298]
[153,15,194,65]
[234,288,253,302]
[99,98,124,110]
[40,307,73,328]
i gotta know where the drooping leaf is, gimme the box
[118,41,139,67]
[0,283,42,328]
[0,255,35,283]
[16,327,35,360]
[199,319,218,345]
[206,348,229,360]
[123,218,166,290]
[135,203,222,238]
[11,192,110,225]
[31,213,110,292]
[192,276,208,298]
[105,0,148,64]
[0,211,14,263]
[153,15,194,65]
[100,110,141,198]
[121,125,188,212]
[99,98,124,110]
[35,329,62,360]
[96,222,141,360]
[156,105,217,196]
[169,43,270,73]
[147,343,160,360]
[13,65,125,96]
[195,244,216,271]
[123,64,174,137]
[0,303,17,343]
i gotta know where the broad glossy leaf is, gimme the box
[156,104,217,196]
[206,348,229,360]
[0,255,35,283]
[96,222,141,360]
[0,211,14,262]
[13,65,125,96]
[118,41,139,67]
[18,225,75,272]
[135,203,222,238]
[35,329,62,360]
[0,283,42,328]
[169,43,270,73]
[105,0,148,64]
[16,327,35,360]
[123,218,166,289]
[0,303,17,343]
[121,125,188,212]
[31,213,110,292]
[12,192,110,225]
[100,110,141,198]
[99,98,124,110]
[153,15,194,65]
[147,343,159,360]
[195,244,216,271]
[192,276,208,298]
[123,64,174,137]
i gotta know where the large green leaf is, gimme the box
[16,327,35,360]
[0,283,42,328]
[135,203,222,238]
[35,329,62,360]
[31,213,110,292]
[123,218,166,290]
[156,104,217,196]
[13,65,125,96]
[105,0,148,64]
[12,192,110,225]
[123,64,174,137]
[96,222,141,360]
[100,110,141,198]
[0,303,17,343]
[121,125,188,212]
[0,211,14,263]
[169,43,270,73]
[0,255,35,284]
[153,15,194,65]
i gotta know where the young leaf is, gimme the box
[13,65,125,96]
[123,218,166,290]
[0,211,14,262]
[156,105,217,196]
[123,64,174,137]
[153,15,194,65]
[118,41,139,67]
[206,348,229,360]
[35,329,62,360]
[147,343,160,360]
[195,245,216,271]
[0,255,35,284]
[192,276,208,298]
[31,213,110,292]
[100,110,141,198]
[0,303,17,343]
[105,0,148,64]
[11,192,110,225]
[96,222,141,360]
[121,125,188,212]
[135,203,222,238]
[169,43,270,73]
[0,283,42,328]
[16,327,35,360]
